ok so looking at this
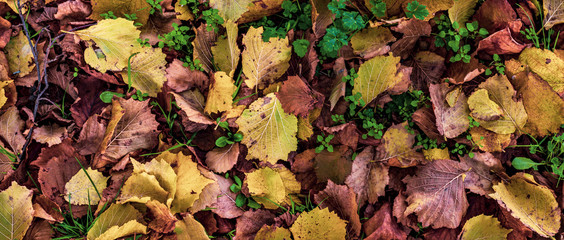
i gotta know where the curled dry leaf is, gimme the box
[165,58,209,92]
[192,24,216,73]
[32,124,67,147]
[211,20,240,77]
[54,0,91,20]
[429,83,470,139]
[172,90,215,132]
[345,146,389,205]
[276,76,324,118]
[476,27,527,55]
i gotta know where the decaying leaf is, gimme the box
[377,122,424,167]
[32,124,67,147]
[543,0,564,29]
[0,182,34,240]
[290,207,347,240]
[404,159,470,228]
[350,27,395,59]
[315,146,352,184]
[0,106,25,155]
[73,18,140,73]
[489,173,561,238]
[345,146,389,205]
[211,20,240,77]
[86,203,147,240]
[174,213,209,240]
[5,31,34,77]
[519,47,564,93]
[276,76,324,118]
[90,0,151,25]
[459,214,512,240]
[245,166,301,209]
[64,167,108,205]
[353,55,402,105]
[241,27,291,89]
[314,181,361,238]
[120,46,167,97]
[204,71,236,114]
[236,93,298,164]
[429,83,470,139]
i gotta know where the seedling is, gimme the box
[246,0,312,42]
[319,0,366,58]
[517,3,560,50]
[315,133,335,153]
[225,174,261,209]
[434,15,488,63]
[369,0,386,17]
[145,0,163,15]
[292,39,310,57]
[510,131,564,183]
[485,54,506,76]
[158,22,202,71]
[150,97,178,130]
[215,118,243,148]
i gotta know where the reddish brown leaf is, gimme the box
[364,203,408,240]
[235,209,276,240]
[390,19,431,59]
[314,145,352,184]
[205,143,240,173]
[474,0,517,33]
[429,83,470,139]
[165,59,209,92]
[210,175,244,219]
[314,180,361,238]
[476,27,528,55]
[277,76,324,118]
[344,146,389,205]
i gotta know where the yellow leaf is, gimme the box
[353,55,402,105]
[448,0,479,27]
[245,166,301,209]
[0,0,25,13]
[205,71,236,114]
[290,207,347,240]
[489,173,560,238]
[131,157,177,206]
[236,93,298,164]
[469,127,511,152]
[459,214,512,240]
[64,167,108,205]
[0,182,33,240]
[242,27,291,89]
[255,225,292,240]
[467,89,504,121]
[5,31,34,77]
[239,0,285,24]
[470,75,527,134]
[175,2,194,20]
[378,122,424,167]
[422,148,451,161]
[120,47,167,97]
[87,203,147,240]
[74,18,140,73]
[209,0,253,22]
[519,48,564,93]
[543,0,564,29]
[212,20,240,77]
[350,27,396,59]
[90,0,151,25]
[118,171,170,204]
[417,0,454,20]
[174,214,209,240]
[0,80,12,109]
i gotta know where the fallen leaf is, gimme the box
[192,24,216,73]
[205,143,240,173]
[120,46,167,97]
[245,166,301,209]
[210,175,245,219]
[390,19,431,59]
[238,0,284,24]
[90,0,151,25]
[417,0,454,20]
[350,27,395,59]
[363,203,407,240]
[312,0,334,38]
[422,148,450,161]
[461,152,502,196]
[0,106,26,154]
[467,89,504,121]
[543,0,564,29]
[459,214,512,240]
[241,26,291,89]
[353,54,402,105]
[235,209,275,240]
[518,47,564,93]
[205,71,236,114]
[446,57,486,84]
[255,225,292,240]
[54,0,91,20]
[146,200,177,233]
[429,83,470,139]
[404,159,469,228]
[73,18,140,73]
[236,93,298,164]
[474,0,517,32]
[131,156,177,205]
[315,146,352,184]
[408,51,446,87]
[469,127,511,152]
[173,90,215,131]
[0,181,34,240]
[476,27,527,55]
[165,58,208,92]
[276,76,324,117]
[314,180,361,238]
[32,124,67,147]
[64,167,108,205]
[209,0,252,22]
[5,31,34,77]
[86,203,147,240]
[174,213,209,240]
[489,173,561,238]
[211,20,240,77]
[377,122,424,167]
[290,207,347,240]
[448,0,478,27]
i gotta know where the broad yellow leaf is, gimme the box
[255,225,292,240]
[0,80,12,109]
[65,167,108,205]
[245,166,301,209]
[470,75,527,134]
[87,204,147,240]
[448,0,479,27]
[543,0,564,29]
[489,173,560,238]
[74,18,140,73]
[120,47,166,97]
[90,0,151,25]
[0,182,33,240]
[422,148,450,161]
[5,31,34,77]
[175,2,194,20]
[519,48,564,93]
[353,55,402,105]
[350,27,395,59]
[131,157,177,206]
[378,122,424,167]
[118,171,170,204]
[459,214,512,240]
[212,20,240,77]
[174,214,209,240]
[236,93,298,164]
[242,27,291,89]
[209,0,253,22]
[205,71,236,114]
[290,207,347,240]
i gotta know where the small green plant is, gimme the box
[511,131,564,182]
[331,114,346,124]
[319,0,366,58]
[292,39,310,57]
[468,116,480,129]
[484,54,505,76]
[434,15,488,63]
[4,12,17,20]
[100,52,147,103]
[358,108,384,140]
[146,0,163,15]
[517,3,560,50]
[450,142,470,156]
[247,0,312,42]
[405,0,429,20]
[315,133,335,153]
[225,173,261,209]
[151,98,178,130]
[201,8,224,33]
[99,11,117,19]
[215,118,243,148]
[384,90,429,128]
[369,0,386,18]
[415,134,445,150]
[158,23,202,70]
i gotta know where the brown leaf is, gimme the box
[0,17,11,49]
[404,159,470,228]
[314,180,361,238]
[364,203,408,240]
[312,0,334,39]
[165,59,208,92]
[238,0,284,24]
[323,122,359,150]
[476,27,527,55]
[140,14,180,45]
[390,19,431,59]
[32,124,67,147]
[210,175,244,219]
[461,152,502,196]
[474,0,517,33]
[76,114,105,155]
[276,76,324,118]
[54,0,91,20]
[235,209,276,240]
[314,145,352,184]
[407,51,445,89]
[173,90,214,132]
[70,77,106,127]
[446,57,486,84]
[412,107,443,142]
[23,220,54,240]
[205,143,240,173]
[193,24,217,73]
[32,194,63,222]
[345,146,389,205]
[147,200,177,233]
[429,83,470,139]
[0,107,26,155]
